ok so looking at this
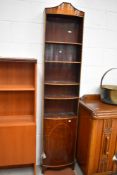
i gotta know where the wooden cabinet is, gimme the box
[42,2,84,171]
[76,95,117,175]
[0,58,37,175]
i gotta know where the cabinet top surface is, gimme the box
[45,2,84,17]
[80,94,117,118]
[0,57,37,63]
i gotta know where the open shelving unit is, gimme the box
[0,58,37,175]
[42,2,84,172]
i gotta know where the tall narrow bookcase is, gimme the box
[0,58,37,175]
[42,2,84,172]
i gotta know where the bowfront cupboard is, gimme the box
[42,2,84,172]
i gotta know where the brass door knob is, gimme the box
[68,120,71,123]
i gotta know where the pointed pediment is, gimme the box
[45,2,84,17]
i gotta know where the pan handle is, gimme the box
[100,68,117,88]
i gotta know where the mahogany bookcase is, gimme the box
[42,2,84,172]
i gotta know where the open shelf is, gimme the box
[45,61,81,64]
[44,81,79,86]
[0,91,34,116]
[45,85,79,98]
[0,86,35,91]
[45,95,79,100]
[0,62,35,87]
[45,99,78,115]
[46,14,83,43]
[45,63,80,83]
[44,112,77,118]
[45,44,82,62]
[45,41,82,45]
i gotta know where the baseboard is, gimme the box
[75,163,83,175]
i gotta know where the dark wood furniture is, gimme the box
[42,2,84,172]
[76,94,117,175]
[0,58,37,175]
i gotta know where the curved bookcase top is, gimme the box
[45,2,84,17]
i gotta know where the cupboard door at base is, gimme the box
[43,117,77,166]
[0,124,36,166]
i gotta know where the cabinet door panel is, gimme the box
[108,119,117,173]
[43,117,77,166]
[0,124,36,166]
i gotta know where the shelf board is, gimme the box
[45,81,79,86]
[45,41,82,45]
[0,57,37,63]
[44,112,77,118]
[45,95,79,100]
[45,60,81,64]
[0,86,35,91]
[0,115,34,125]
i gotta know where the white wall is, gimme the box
[0,0,117,165]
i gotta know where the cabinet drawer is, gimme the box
[0,124,36,166]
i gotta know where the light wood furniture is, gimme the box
[42,2,84,172]
[0,58,37,175]
[76,94,117,175]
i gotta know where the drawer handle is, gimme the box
[104,136,110,155]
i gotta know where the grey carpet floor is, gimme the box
[0,165,83,175]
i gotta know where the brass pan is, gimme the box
[100,68,117,105]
